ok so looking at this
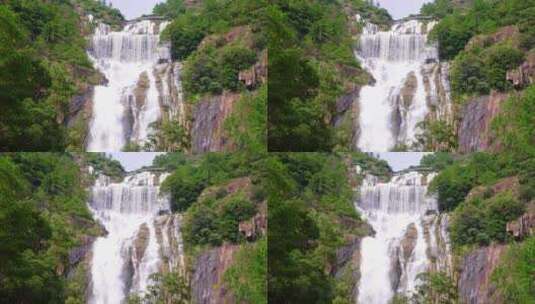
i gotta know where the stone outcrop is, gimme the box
[466,177,519,201]
[458,91,508,153]
[507,50,535,89]
[458,245,506,304]
[239,201,267,241]
[466,26,519,51]
[155,214,185,274]
[191,92,241,153]
[507,203,535,240]
[239,51,267,89]
[191,244,239,304]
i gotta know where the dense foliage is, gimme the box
[420,152,455,171]
[157,151,267,303]
[268,153,386,303]
[420,0,454,19]
[0,0,124,151]
[159,0,266,95]
[492,236,535,304]
[268,0,391,151]
[84,152,125,180]
[225,238,267,304]
[450,43,524,96]
[450,192,524,246]
[429,0,535,61]
[154,0,267,151]
[0,153,100,303]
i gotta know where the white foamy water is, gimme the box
[88,172,171,304]
[87,20,171,151]
[356,19,439,151]
[356,171,438,303]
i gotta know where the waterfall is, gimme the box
[88,171,182,304]
[356,171,445,303]
[355,18,443,151]
[87,19,184,151]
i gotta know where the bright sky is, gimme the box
[109,0,164,20]
[376,0,433,19]
[109,152,165,171]
[378,152,431,171]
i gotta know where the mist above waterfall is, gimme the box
[355,17,441,151]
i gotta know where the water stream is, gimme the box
[355,18,439,151]
[356,171,440,303]
[86,19,178,151]
[88,171,182,304]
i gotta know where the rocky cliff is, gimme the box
[190,92,241,153]
[191,244,239,304]
[457,91,508,153]
[458,245,506,304]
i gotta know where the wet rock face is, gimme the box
[333,235,364,300]
[123,72,151,143]
[423,214,453,275]
[133,223,150,266]
[391,72,418,144]
[507,51,535,89]
[155,214,185,274]
[191,244,239,304]
[400,223,418,263]
[191,92,240,153]
[458,91,508,153]
[458,245,506,304]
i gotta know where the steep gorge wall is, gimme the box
[190,51,267,153]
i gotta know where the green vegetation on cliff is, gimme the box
[425,0,535,100]
[0,153,101,303]
[156,152,267,303]
[493,235,535,304]
[268,0,392,151]
[268,152,389,303]
[0,0,124,151]
[155,0,267,152]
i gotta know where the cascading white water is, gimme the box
[356,18,439,151]
[87,20,177,151]
[356,171,438,304]
[88,171,174,304]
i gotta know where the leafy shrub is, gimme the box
[420,152,454,171]
[450,52,490,95]
[429,153,501,212]
[161,165,207,212]
[420,0,454,19]
[492,236,535,304]
[450,192,525,247]
[163,13,206,61]
[225,238,267,304]
[182,43,257,95]
[183,194,256,246]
